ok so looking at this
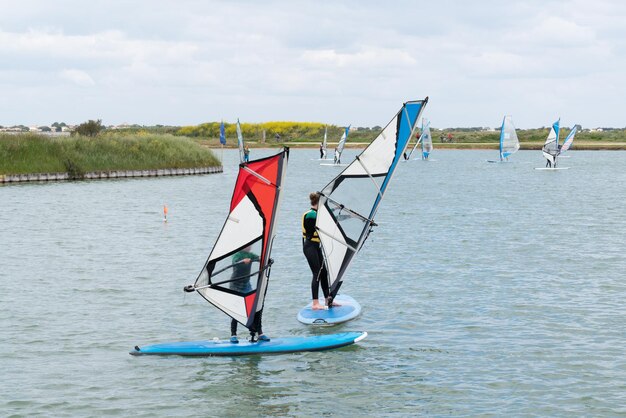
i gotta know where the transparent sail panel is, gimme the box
[206,239,263,295]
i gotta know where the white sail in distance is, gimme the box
[316,99,428,299]
[236,119,245,164]
[334,125,350,163]
[542,118,560,165]
[421,118,433,159]
[560,125,581,153]
[500,115,520,160]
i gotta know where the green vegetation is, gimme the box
[73,119,105,137]
[0,133,220,176]
[174,121,626,148]
[177,121,380,144]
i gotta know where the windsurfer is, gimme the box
[302,192,340,310]
[229,246,269,343]
[243,146,250,163]
[320,143,324,159]
[333,148,340,164]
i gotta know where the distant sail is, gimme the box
[236,119,245,164]
[316,98,428,298]
[560,124,580,153]
[500,115,520,160]
[322,126,328,154]
[421,118,433,159]
[542,118,560,164]
[335,126,350,163]
[219,120,226,145]
[190,148,289,329]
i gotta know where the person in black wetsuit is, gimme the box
[228,246,269,343]
[302,192,340,310]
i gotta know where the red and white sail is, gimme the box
[191,148,289,329]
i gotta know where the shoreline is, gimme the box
[0,166,223,184]
[204,141,626,151]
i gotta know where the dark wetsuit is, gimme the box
[229,250,261,336]
[302,208,329,300]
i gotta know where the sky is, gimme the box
[1,0,625,128]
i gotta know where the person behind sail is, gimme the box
[228,245,269,343]
[243,145,250,163]
[302,192,340,310]
[543,144,553,168]
[320,143,324,159]
[333,148,340,164]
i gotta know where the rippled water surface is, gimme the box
[1,149,625,416]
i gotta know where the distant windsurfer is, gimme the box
[320,143,324,159]
[333,148,340,164]
[229,246,269,343]
[243,146,250,163]
[302,192,339,310]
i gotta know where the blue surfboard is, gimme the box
[297,294,362,325]
[130,331,367,356]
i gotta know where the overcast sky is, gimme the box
[1,0,624,128]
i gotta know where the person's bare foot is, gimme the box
[312,300,327,310]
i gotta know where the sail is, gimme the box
[560,124,580,153]
[190,148,289,329]
[322,126,328,153]
[236,119,245,163]
[316,98,428,297]
[335,125,350,162]
[421,118,433,159]
[219,121,226,145]
[542,118,560,162]
[499,115,519,160]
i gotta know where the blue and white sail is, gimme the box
[236,118,245,164]
[405,118,432,160]
[560,124,580,153]
[542,118,560,166]
[420,118,433,159]
[316,98,428,299]
[333,125,350,164]
[499,115,520,161]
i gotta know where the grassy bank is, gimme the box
[0,133,220,176]
[180,123,626,150]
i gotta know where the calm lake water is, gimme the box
[1,149,625,416]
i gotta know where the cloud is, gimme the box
[60,69,95,86]
[0,0,625,127]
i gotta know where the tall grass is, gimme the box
[0,133,220,175]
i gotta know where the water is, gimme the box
[1,149,625,416]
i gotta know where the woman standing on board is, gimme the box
[302,192,334,310]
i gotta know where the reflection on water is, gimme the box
[1,149,625,416]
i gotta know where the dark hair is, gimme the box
[309,192,320,206]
